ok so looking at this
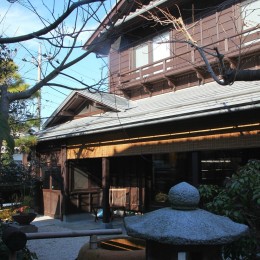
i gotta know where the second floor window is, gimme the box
[135,43,149,68]
[134,31,170,69]
[152,32,170,62]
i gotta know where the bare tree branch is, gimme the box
[0,0,105,44]
[7,49,93,101]
[141,4,260,85]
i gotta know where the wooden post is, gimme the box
[61,145,67,220]
[89,235,98,249]
[102,157,110,224]
[191,151,201,187]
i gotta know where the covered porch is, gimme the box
[39,145,260,222]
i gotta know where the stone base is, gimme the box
[101,222,113,229]
[9,223,38,233]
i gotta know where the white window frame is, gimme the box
[134,43,149,68]
[152,32,170,63]
[133,31,170,69]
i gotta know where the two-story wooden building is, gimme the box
[36,0,260,220]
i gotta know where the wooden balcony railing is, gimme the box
[118,28,259,90]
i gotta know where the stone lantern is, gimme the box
[124,182,249,260]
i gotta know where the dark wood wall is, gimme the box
[108,1,259,99]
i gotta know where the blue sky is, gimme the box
[0,0,115,123]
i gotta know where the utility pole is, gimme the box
[37,44,42,130]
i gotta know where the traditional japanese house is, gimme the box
[36,0,260,220]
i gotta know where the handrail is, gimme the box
[3,226,122,260]
[26,228,122,239]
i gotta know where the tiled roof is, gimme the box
[78,90,132,111]
[37,81,260,141]
[41,90,132,128]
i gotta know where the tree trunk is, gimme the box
[0,84,13,158]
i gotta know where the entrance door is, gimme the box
[42,167,62,218]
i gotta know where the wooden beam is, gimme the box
[75,95,85,101]
[121,89,131,98]
[60,110,74,116]
[194,68,205,85]
[142,83,153,95]
[102,158,110,224]
[67,129,260,159]
[61,145,68,219]
[93,102,105,109]
[164,76,176,91]
[191,151,201,187]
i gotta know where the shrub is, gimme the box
[199,159,260,259]
[0,209,13,222]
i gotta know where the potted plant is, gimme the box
[12,195,37,225]
[12,206,37,225]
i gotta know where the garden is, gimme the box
[0,159,259,259]
[0,155,41,259]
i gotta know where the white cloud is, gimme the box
[0,2,100,49]
[0,4,44,38]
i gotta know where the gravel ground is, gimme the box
[26,215,125,260]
